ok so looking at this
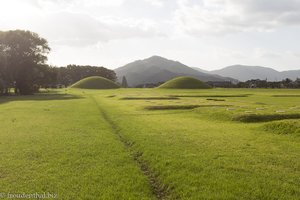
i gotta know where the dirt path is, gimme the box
[90,96,174,200]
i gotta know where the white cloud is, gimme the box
[1,0,299,70]
[175,0,300,36]
[254,48,282,59]
[33,0,165,8]
[32,12,164,46]
[33,0,125,8]
[0,1,164,47]
[144,0,165,7]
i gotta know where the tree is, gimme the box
[33,65,58,89]
[0,30,50,94]
[294,78,300,88]
[121,76,128,88]
[0,72,4,95]
[0,41,8,95]
[281,78,293,88]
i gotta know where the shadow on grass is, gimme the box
[144,104,231,110]
[206,98,226,101]
[233,113,300,123]
[120,97,179,100]
[170,94,251,98]
[272,95,300,97]
[0,91,82,105]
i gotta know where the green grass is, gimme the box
[0,92,153,199]
[158,76,211,89]
[70,76,120,89]
[0,88,299,199]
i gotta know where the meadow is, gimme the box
[0,88,299,199]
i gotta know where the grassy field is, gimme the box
[0,88,299,199]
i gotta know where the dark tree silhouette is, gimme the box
[0,30,50,94]
[121,76,128,88]
[35,65,58,89]
[0,42,9,94]
[55,65,117,87]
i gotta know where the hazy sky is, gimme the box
[1,0,300,70]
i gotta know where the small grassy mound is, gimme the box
[233,113,300,123]
[158,76,211,89]
[70,76,120,89]
[263,120,300,136]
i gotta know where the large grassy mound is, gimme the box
[158,76,211,89]
[70,76,120,89]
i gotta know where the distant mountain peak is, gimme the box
[146,55,166,60]
[143,55,182,65]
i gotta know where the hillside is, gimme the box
[115,56,236,87]
[211,65,300,82]
[281,70,300,81]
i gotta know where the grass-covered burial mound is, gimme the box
[70,76,120,89]
[158,76,211,89]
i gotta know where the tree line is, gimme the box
[208,78,300,88]
[0,30,117,95]
[237,78,300,88]
[41,65,117,89]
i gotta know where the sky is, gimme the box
[1,0,300,71]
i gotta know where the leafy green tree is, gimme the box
[121,76,128,88]
[0,30,50,94]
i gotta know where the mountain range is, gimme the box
[114,56,300,86]
[114,56,236,87]
[208,65,300,82]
